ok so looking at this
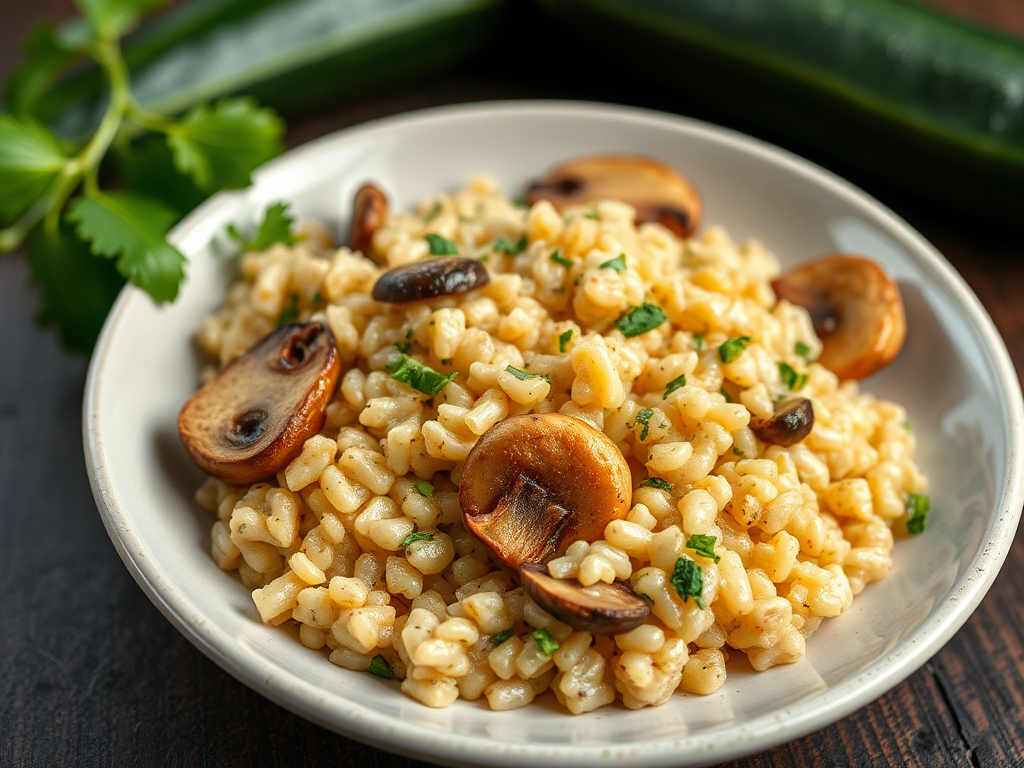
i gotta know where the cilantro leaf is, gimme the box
[493,235,527,255]
[387,354,457,396]
[423,201,442,223]
[686,534,720,563]
[115,135,207,218]
[906,493,930,533]
[277,294,299,326]
[0,114,65,225]
[227,202,299,252]
[549,249,573,268]
[558,329,573,353]
[402,531,434,548]
[718,336,751,364]
[65,191,185,302]
[491,628,514,645]
[413,481,434,497]
[719,387,732,403]
[367,654,393,679]
[27,223,125,355]
[425,233,458,255]
[663,374,686,399]
[778,362,808,391]
[78,0,170,40]
[633,408,654,441]
[795,341,814,362]
[670,557,705,609]
[583,211,601,220]
[505,365,551,383]
[599,254,626,272]
[4,22,82,119]
[693,333,704,351]
[531,628,559,655]
[615,302,667,338]
[166,97,284,190]
[639,477,672,491]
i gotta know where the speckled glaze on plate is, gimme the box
[84,101,1024,768]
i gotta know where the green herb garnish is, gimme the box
[693,334,704,351]
[405,328,415,339]
[425,233,458,255]
[387,354,457,396]
[276,293,299,326]
[686,534,720,563]
[493,235,528,255]
[558,329,573,353]
[549,249,573,268]
[531,628,559,655]
[663,374,687,399]
[670,557,705,609]
[639,477,672,491]
[906,493,930,533]
[511,196,528,208]
[491,628,514,645]
[615,302,667,338]
[402,531,434,547]
[599,254,626,272]
[413,481,434,497]
[583,212,601,220]
[423,201,442,223]
[733,447,744,457]
[312,290,323,306]
[367,655,393,679]
[395,341,411,355]
[795,341,813,362]
[228,202,300,252]
[718,336,751,364]
[720,388,732,403]
[505,365,551,383]
[778,362,808,391]
[634,408,654,441]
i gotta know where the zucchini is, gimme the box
[32,0,504,138]
[537,0,1024,222]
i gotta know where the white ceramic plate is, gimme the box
[85,101,1024,767]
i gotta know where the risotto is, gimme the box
[185,168,927,713]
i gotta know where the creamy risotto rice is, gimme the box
[190,173,927,713]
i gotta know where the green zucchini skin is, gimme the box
[538,0,1024,222]
[43,0,504,138]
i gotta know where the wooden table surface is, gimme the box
[2,1,1022,766]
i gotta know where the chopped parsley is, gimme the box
[423,201,442,223]
[550,249,573,268]
[670,557,705,609]
[733,447,744,457]
[663,374,687,399]
[693,333,704,351]
[531,628,559,655]
[640,477,672,491]
[402,531,434,548]
[583,211,601,220]
[479,253,489,262]
[795,340,813,362]
[686,534,720,563]
[367,655,393,679]
[395,341,411,355]
[387,354,457,396]
[633,408,655,441]
[718,336,751,364]
[558,329,573,353]
[413,481,434,497]
[425,233,458,255]
[902,421,912,431]
[778,362,808,391]
[511,196,528,208]
[906,493,930,534]
[493,235,528,255]
[615,302,667,338]
[405,328,415,339]
[720,388,732,403]
[505,365,551,383]
[276,294,299,326]
[599,254,626,272]
[491,628,514,645]
[311,290,323,306]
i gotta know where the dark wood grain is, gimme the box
[2,1,1023,767]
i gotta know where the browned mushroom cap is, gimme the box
[372,257,489,303]
[519,563,650,635]
[750,398,814,447]
[526,155,702,238]
[349,183,388,260]
[178,322,340,485]
[460,414,631,568]
[772,254,906,380]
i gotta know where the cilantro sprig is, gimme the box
[227,202,299,252]
[0,1,284,354]
[719,336,751,364]
[387,354,457,396]
[906,493,930,533]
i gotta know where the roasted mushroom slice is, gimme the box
[772,254,906,380]
[519,563,650,635]
[460,414,631,568]
[178,322,340,485]
[750,398,814,447]
[372,257,489,303]
[526,154,702,238]
[349,183,388,260]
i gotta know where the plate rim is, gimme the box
[83,99,1024,768]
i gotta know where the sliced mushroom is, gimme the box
[772,254,906,380]
[460,414,631,568]
[372,257,489,303]
[750,398,814,447]
[519,563,650,635]
[178,322,340,485]
[526,155,702,238]
[349,183,388,261]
